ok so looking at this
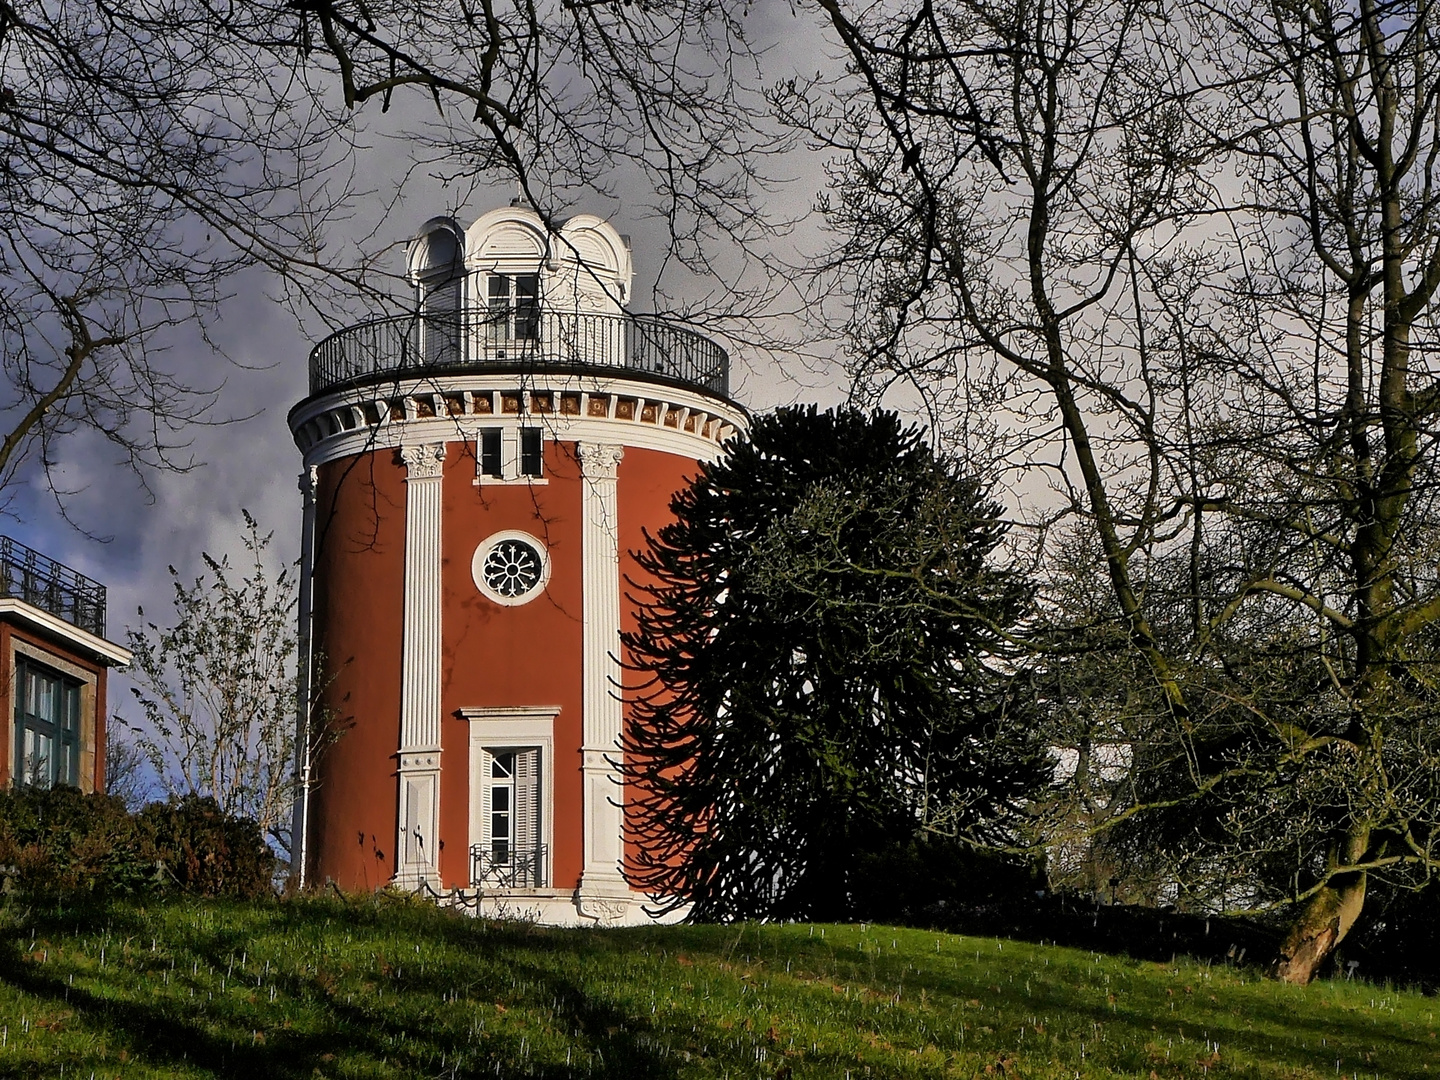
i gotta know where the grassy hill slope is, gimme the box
[0,896,1433,1078]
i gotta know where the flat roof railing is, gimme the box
[308,306,729,400]
[0,535,107,638]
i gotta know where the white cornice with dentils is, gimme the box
[0,598,132,667]
[290,373,748,470]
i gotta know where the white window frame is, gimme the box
[471,530,552,608]
[473,424,548,485]
[8,641,98,793]
[462,706,558,890]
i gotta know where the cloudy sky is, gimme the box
[7,5,856,741]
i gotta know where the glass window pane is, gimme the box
[35,672,55,724]
[25,729,52,786]
[63,683,80,734]
[480,429,502,477]
[515,276,539,339]
[520,429,542,478]
[68,742,78,785]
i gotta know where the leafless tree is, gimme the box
[121,512,302,855]
[0,1,365,521]
[1,0,800,525]
[274,0,795,324]
[772,0,1440,984]
[103,729,152,812]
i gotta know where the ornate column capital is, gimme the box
[577,441,624,478]
[298,464,319,497]
[400,442,447,479]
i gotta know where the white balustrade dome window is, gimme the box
[415,227,463,365]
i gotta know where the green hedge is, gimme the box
[0,786,275,900]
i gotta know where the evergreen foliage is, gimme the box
[0,786,275,901]
[622,405,1046,921]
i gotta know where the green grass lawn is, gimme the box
[0,896,1433,1079]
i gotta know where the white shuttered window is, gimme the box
[478,746,543,887]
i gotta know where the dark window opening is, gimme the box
[480,429,503,478]
[487,274,541,340]
[520,428,543,478]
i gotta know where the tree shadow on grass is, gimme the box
[0,898,693,1078]
[1,898,843,1078]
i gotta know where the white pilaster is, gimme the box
[576,441,630,920]
[395,442,446,889]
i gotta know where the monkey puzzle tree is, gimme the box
[621,406,1045,922]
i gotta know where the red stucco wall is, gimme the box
[617,446,707,872]
[308,435,709,893]
[308,451,408,889]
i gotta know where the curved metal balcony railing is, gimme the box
[309,306,729,399]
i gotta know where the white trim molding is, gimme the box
[471,530,552,607]
[0,599,131,668]
[461,706,558,893]
[575,440,631,920]
[395,442,446,889]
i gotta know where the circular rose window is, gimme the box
[472,531,551,606]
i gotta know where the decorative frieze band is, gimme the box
[292,382,742,465]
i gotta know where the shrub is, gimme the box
[0,786,152,898]
[850,836,1043,927]
[138,795,275,899]
[0,787,275,901]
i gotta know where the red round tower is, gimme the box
[287,207,745,923]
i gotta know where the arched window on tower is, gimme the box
[413,225,463,367]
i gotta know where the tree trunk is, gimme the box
[1274,870,1367,985]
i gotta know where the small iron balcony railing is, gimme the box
[309,306,729,399]
[0,535,107,638]
[471,842,548,890]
